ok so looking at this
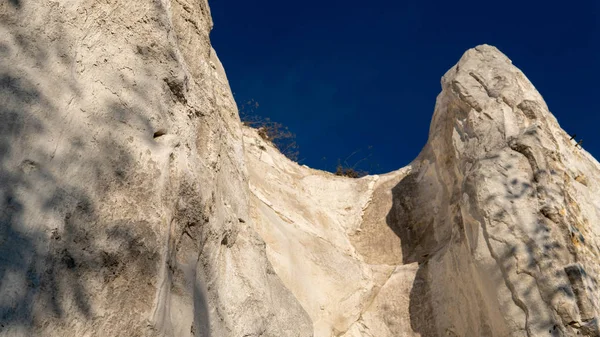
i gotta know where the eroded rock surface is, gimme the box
[245,45,600,337]
[0,0,310,336]
[2,0,599,336]
[409,45,600,336]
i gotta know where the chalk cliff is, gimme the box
[245,45,600,337]
[1,1,599,337]
[0,0,310,336]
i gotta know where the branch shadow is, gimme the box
[0,4,196,335]
[385,142,599,336]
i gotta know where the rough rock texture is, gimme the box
[406,45,600,337]
[2,1,600,336]
[0,0,311,336]
[244,45,600,337]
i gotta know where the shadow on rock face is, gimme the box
[386,169,438,337]
[384,126,600,336]
[0,7,175,335]
[193,275,211,337]
[7,0,20,9]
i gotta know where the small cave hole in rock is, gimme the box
[153,129,167,138]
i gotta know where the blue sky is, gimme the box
[209,0,599,174]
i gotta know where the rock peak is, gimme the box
[426,43,556,162]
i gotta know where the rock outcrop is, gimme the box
[245,45,600,337]
[1,1,599,337]
[0,0,311,336]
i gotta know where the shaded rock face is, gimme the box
[0,0,311,336]
[1,1,599,337]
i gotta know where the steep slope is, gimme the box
[0,1,311,336]
[245,45,600,337]
[2,0,599,336]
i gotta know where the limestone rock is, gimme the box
[244,45,600,337]
[2,0,600,335]
[410,44,600,336]
[0,0,311,336]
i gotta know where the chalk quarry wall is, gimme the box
[1,1,599,337]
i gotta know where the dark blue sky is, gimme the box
[209,0,599,174]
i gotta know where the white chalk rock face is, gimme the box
[412,45,600,336]
[245,45,600,337]
[0,0,311,336]
[2,0,600,335]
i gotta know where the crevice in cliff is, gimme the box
[469,71,497,98]
[451,79,483,112]
[508,137,540,183]
[164,77,188,104]
[153,129,167,138]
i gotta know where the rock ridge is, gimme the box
[2,0,600,336]
[245,44,600,337]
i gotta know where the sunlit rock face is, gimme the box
[245,44,600,337]
[1,0,599,336]
[398,45,600,337]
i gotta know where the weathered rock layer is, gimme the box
[245,45,600,337]
[1,1,599,336]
